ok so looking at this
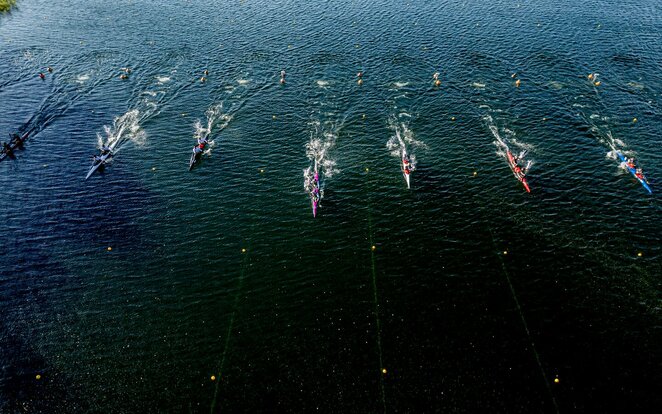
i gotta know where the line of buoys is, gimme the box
[357,71,363,85]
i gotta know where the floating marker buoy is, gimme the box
[272,115,276,119]
[357,79,363,85]
[594,81,601,86]
[260,169,264,173]
[280,78,285,84]
[211,375,216,381]
[365,168,369,172]
[511,73,517,78]
[637,252,642,257]
[371,245,376,251]
[382,368,387,374]
[357,72,363,78]
[515,79,521,87]
[632,118,637,123]
[473,171,477,176]
[362,114,366,119]
[543,117,548,121]
[152,167,156,171]
[36,374,41,380]
[588,74,594,80]
[554,377,559,384]
[203,69,209,76]
[242,248,246,253]
[434,79,441,86]
[107,247,112,251]
[200,77,206,83]
[503,251,508,255]
[451,117,456,121]
[120,74,128,80]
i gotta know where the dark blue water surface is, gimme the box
[1,0,661,412]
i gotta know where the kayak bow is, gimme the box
[506,150,531,193]
[616,151,652,194]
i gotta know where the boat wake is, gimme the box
[191,103,233,156]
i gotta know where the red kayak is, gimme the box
[506,150,531,193]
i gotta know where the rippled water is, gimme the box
[1,0,661,412]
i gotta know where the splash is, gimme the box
[95,109,144,154]
[191,103,233,156]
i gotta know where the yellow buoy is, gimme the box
[637,252,642,257]
[632,118,637,123]
[242,248,247,253]
[107,247,112,251]
[554,377,559,384]
[365,168,369,172]
[382,368,387,374]
[434,79,441,87]
[588,73,594,80]
[503,251,508,255]
[371,245,376,251]
[515,79,521,87]
[272,115,276,119]
[260,169,264,173]
[211,375,216,381]
[200,77,206,83]
[36,374,41,380]
[152,167,156,171]
[473,171,477,176]
[594,81,601,86]
[451,117,456,121]
[362,114,366,119]
[357,79,363,85]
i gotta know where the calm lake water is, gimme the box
[1,0,661,412]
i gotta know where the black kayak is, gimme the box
[0,132,29,163]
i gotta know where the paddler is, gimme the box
[193,145,203,155]
[100,146,112,155]
[635,168,644,180]
[1,142,11,154]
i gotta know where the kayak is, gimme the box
[402,149,411,189]
[0,132,29,162]
[189,148,201,171]
[85,151,113,179]
[311,163,320,217]
[616,151,652,194]
[506,150,531,193]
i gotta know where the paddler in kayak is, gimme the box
[100,145,112,155]
[1,142,11,154]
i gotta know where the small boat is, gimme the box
[85,150,113,179]
[616,151,652,194]
[311,163,320,217]
[0,132,29,163]
[506,150,531,193]
[189,147,201,171]
[402,149,411,189]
